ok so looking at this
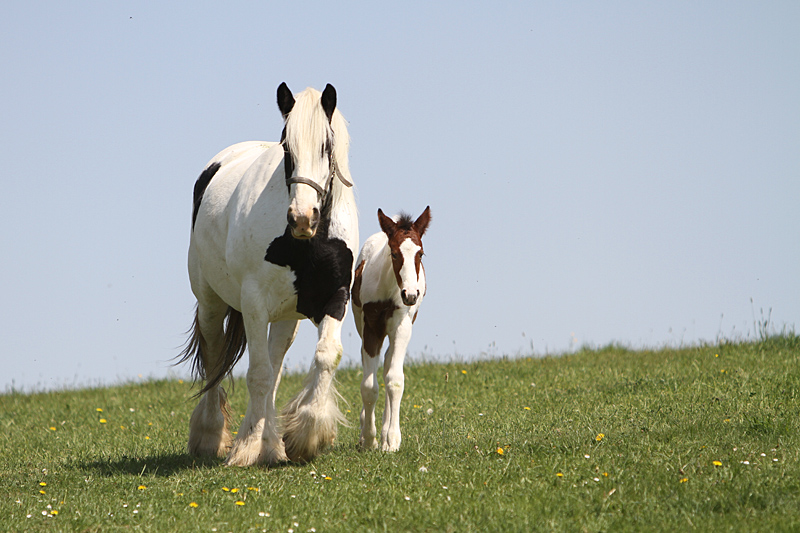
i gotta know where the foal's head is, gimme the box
[278,82,350,239]
[377,206,431,306]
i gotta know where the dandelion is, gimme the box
[715,354,719,358]
[235,501,245,506]
[144,436,150,440]
[556,473,563,477]
[496,447,504,455]
[680,478,688,483]
[596,433,604,442]
[603,472,609,477]
[324,476,332,481]
[49,427,56,431]
[138,485,147,490]
[461,370,467,374]
[99,419,107,424]
[51,510,58,516]
[96,408,103,412]
[230,488,239,493]
[39,490,46,495]
[222,487,230,492]
[39,482,47,487]
[523,407,531,411]
[189,502,198,508]
[724,419,731,423]
[712,461,722,467]
[247,487,259,492]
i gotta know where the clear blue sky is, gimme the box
[2,2,798,392]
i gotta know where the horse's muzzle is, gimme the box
[401,289,419,306]
[287,206,320,239]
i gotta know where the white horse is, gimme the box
[179,83,358,466]
[352,207,431,451]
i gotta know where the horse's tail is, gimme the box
[176,305,248,397]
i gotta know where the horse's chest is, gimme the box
[264,228,353,324]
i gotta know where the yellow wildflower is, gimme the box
[680,478,688,483]
[496,447,504,455]
[189,502,198,508]
[39,482,47,487]
[235,501,245,506]
[96,408,103,412]
[556,472,563,477]
[596,433,605,442]
[138,485,146,490]
[51,510,58,515]
[713,461,722,466]
[99,419,107,424]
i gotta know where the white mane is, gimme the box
[284,87,353,210]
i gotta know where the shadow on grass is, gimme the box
[81,452,301,478]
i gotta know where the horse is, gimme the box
[178,83,358,466]
[351,206,431,451]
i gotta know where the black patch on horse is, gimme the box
[264,223,353,323]
[192,162,221,230]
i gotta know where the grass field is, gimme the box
[2,334,799,532]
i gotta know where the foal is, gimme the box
[352,206,431,451]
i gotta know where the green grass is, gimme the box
[2,335,800,532]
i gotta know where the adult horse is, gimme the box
[179,83,357,466]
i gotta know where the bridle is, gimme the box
[284,143,353,198]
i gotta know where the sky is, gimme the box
[1,2,798,392]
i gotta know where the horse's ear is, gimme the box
[378,208,396,238]
[277,82,295,119]
[413,206,431,237]
[321,84,337,123]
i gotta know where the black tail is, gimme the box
[175,305,248,397]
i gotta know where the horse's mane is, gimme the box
[394,213,416,232]
[284,87,353,209]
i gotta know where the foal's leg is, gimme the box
[226,302,295,466]
[381,316,413,452]
[188,295,234,457]
[283,315,347,463]
[359,346,381,450]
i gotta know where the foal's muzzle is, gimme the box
[287,206,320,239]
[401,289,419,306]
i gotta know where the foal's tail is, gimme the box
[175,305,247,397]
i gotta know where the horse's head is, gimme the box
[278,82,352,240]
[378,207,431,306]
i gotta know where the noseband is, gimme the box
[285,148,353,198]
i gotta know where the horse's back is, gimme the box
[189,141,284,309]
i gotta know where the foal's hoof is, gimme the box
[358,437,379,451]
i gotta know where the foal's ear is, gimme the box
[321,84,337,123]
[377,208,396,237]
[277,82,295,119]
[413,206,431,237]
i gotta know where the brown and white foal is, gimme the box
[352,206,431,451]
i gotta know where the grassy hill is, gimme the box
[2,335,799,532]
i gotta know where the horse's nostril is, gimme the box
[286,208,296,227]
[312,207,320,223]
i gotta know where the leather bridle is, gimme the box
[284,146,353,198]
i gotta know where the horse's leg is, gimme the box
[359,345,380,450]
[282,315,347,463]
[381,317,413,452]
[226,302,295,466]
[187,293,234,458]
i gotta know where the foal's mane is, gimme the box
[284,87,353,208]
[394,213,416,233]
